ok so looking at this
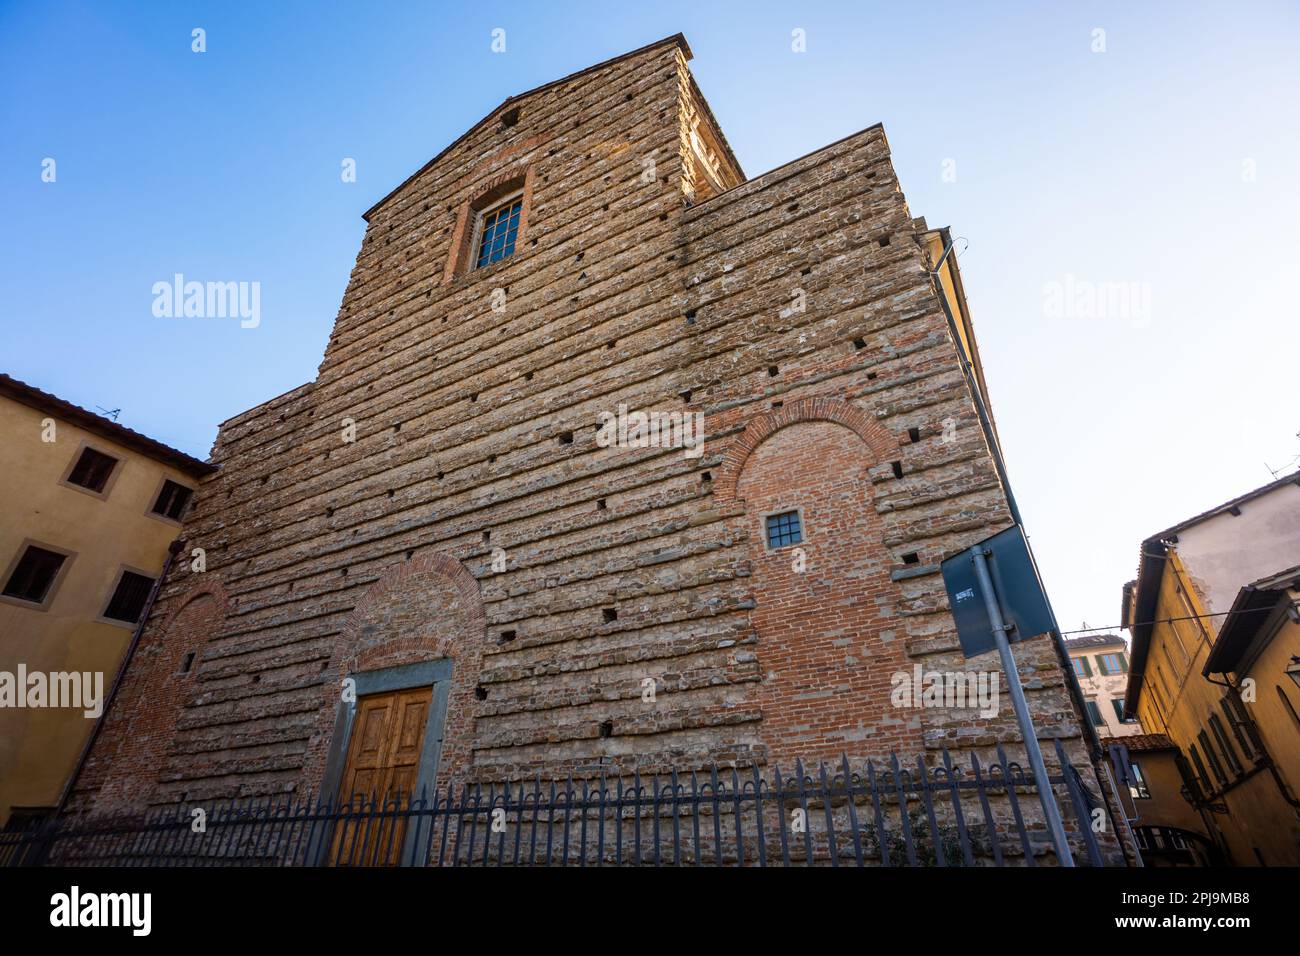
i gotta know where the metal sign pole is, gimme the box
[969,544,1075,867]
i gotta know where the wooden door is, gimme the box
[331,685,433,865]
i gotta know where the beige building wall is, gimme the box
[1174,483,1300,620]
[0,388,208,825]
[1066,637,1144,738]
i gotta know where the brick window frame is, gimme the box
[442,165,537,284]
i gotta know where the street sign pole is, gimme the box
[969,544,1075,867]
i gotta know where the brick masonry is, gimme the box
[68,35,1121,863]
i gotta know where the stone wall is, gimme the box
[67,35,1117,862]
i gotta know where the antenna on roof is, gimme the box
[96,406,121,421]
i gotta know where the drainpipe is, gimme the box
[53,537,186,817]
[924,241,1104,761]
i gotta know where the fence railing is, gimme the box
[3,741,1106,867]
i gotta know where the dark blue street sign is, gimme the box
[941,525,1056,658]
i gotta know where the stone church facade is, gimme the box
[67,36,1115,857]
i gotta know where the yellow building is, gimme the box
[0,373,214,827]
[1121,471,1300,865]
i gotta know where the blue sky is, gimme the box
[2,1,1297,633]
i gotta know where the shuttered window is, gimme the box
[103,570,155,624]
[151,480,193,521]
[3,546,67,605]
[67,447,119,493]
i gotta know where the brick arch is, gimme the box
[77,577,231,813]
[306,552,487,789]
[342,551,485,651]
[713,397,898,504]
[155,578,231,636]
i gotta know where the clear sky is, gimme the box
[3,1,1297,636]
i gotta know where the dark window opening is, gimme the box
[3,546,67,605]
[103,570,155,624]
[500,107,520,128]
[890,461,904,479]
[907,427,921,444]
[499,629,517,644]
[853,338,867,350]
[599,720,614,738]
[602,607,617,624]
[67,447,118,493]
[152,480,193,521]
[558,431,574,445]
[765,510,803,549]
[475,686,488,701]
[901,552,919,565]
[180,651,196,674]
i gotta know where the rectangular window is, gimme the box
[151,479,193,521]
[1111,698,1136,724]
[1129,762,1150,799]
[66,447,119,493]
[764,510,803,549]
[1072,658,1088,679]
[1085,700,1105,726]
[1208,714,1244,776]
[1197,731,1229,787]
[1219,694,1259,760]
[102,570,155,624]
[1188,744,1212,795]
[475,196,523,269]
[3,545,68,605]
[1100,653,1125,675]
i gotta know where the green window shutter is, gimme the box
[1096,656,1109,675]
[1118,652,1129,673]
[1080,656,1092,677]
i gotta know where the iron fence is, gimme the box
[3,741,1107,867]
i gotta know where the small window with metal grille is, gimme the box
[764,509,803,550]
[103,569,155,624]
[474,194,523,269]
